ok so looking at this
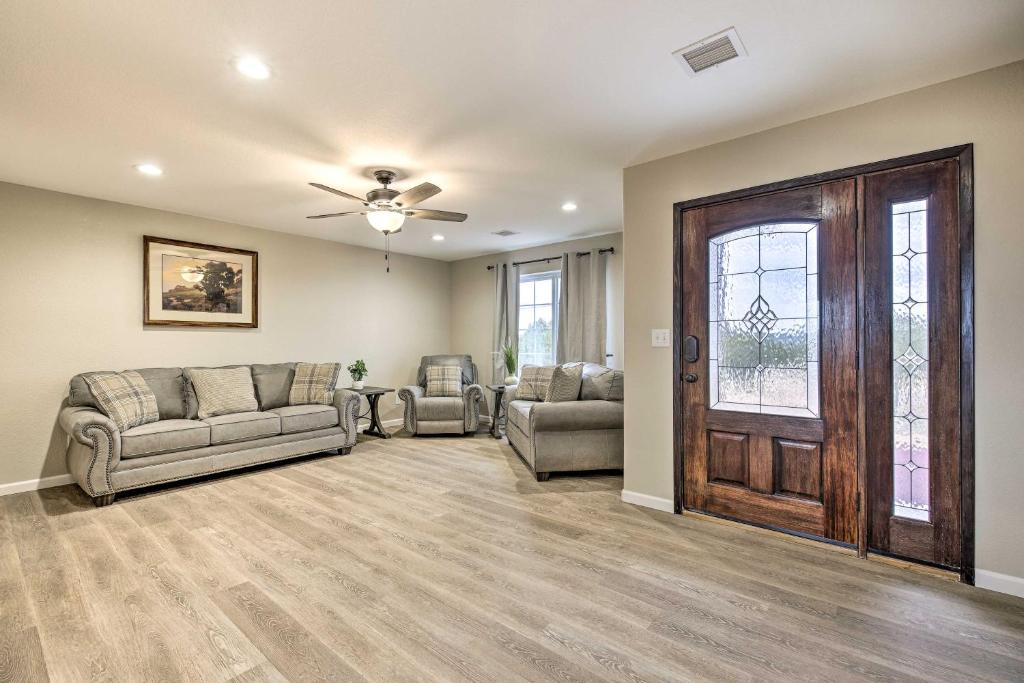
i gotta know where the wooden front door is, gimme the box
[680,180,859,543]
[864,159,964,569]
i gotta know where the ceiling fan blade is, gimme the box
[405,208,468,222]
[309,182,368,204]
[306,211,365,219]
[392,182,441,208]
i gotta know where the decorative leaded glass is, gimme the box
[891,199,930,521]
[708,223,819,417]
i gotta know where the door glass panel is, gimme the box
[891,199,930,521]
[709,223,820,417]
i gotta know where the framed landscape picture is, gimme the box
[144,236,258,327]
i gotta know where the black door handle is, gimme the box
[684,373,698,383]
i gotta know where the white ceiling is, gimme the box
[2,1,1022,260]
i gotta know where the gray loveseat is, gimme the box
[505,363,624,481]
[59,363,360,506]
[398,354,484,435]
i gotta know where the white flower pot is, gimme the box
[352,379,365,390]
[504,375,518,386]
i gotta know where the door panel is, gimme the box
[681,180,858,544]
[864,159,962,569]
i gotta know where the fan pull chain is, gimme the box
[385,232,390,273]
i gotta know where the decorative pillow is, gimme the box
[288,362,342,406]
[517,365,555,401]
[187,366,259,419]
[580,364,624,401]
[425,365,462,397]
[82,371,160,432]
[545,363,584,403]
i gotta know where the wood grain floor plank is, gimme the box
[3,433,1022,682]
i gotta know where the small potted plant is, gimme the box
[501,344,518,386]
[347,359,368,390]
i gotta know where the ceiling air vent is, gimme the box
[673,27,747,77]
[492,229,519,237]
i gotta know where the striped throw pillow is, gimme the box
[545,363,584,402]
[288,362,342,405]
[82,370,160,432]
[425,365,462,397]
[517,365,555,401]
[187,367,259,419]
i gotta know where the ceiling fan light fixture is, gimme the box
[366,209,406,232]
[561,201,578,212]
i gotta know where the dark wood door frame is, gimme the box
[672,144,975,583]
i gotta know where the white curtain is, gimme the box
[556,249,607,364]
[492,263,519,382]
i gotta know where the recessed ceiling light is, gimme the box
[432,234,445,241]
[235,56,271,80]
[561,201,578,212]
[134,163,163,177]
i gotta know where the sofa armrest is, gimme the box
[332,389,360,447]
[529,400,624,432]
[463,383,483,432]
[59,406,120,497]
[398,385,424,434]
[503,383,519,406]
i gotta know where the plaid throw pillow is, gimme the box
[82,370,160,432]
[187,367,259,419]
[517,365,555,401]
[425,365,462,397]
[289,362,342,405]
[545,363,584,402]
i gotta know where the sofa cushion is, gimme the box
[425,365,462,397]
[507,400,534,434]
[71,367,187,420]
[416,354,476,388]
[580,363,624,401]
[288,362,341,406]
[518,365,555,401]
[83,371,160,432]
[186,367,259,419]
[531,400,624,432]
[182,364,250,418]
[121,419,211,459]
[202,411,281,445]
[252,363,296,410]
[545,363,584,403]
[269,404,339,434]
[416,396,465,421]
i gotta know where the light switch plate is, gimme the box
[651,328,670,347]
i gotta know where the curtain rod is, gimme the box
[486,247,614,270]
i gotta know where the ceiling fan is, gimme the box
[307,170,467,272]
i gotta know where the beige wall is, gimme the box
[450,232,623,410]
[623,61,1024,584]
[0,181,451,486]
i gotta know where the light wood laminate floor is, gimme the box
[2,432,1023,682]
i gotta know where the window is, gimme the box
[518,271,560,371]
[891,199,930,521]
[708,222,820,417]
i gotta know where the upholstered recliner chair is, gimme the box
[398,354,484,435]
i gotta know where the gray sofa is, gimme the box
[59,363,360,506]
[398,354,484,435]
[504,363,624,481]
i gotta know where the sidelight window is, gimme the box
[891,199,930,521]
[708,223,820,417]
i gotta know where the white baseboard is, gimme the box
[975,569,1024,599]
[0,473,74,497]
[621,489,675,513]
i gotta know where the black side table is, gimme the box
[351,386,394,439]
[485,384,506,439]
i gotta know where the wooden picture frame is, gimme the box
[143,236,258,328]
